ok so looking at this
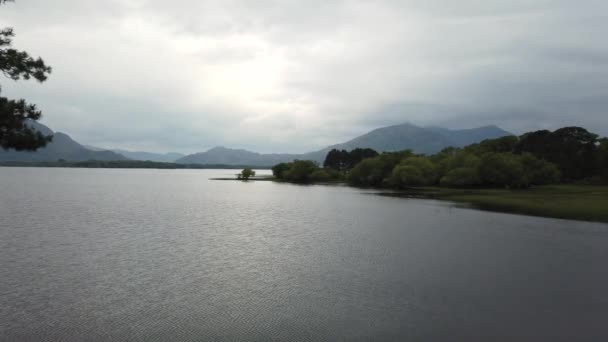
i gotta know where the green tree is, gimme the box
[445,150,481,172]
[1,1,53,150]
[430,147,459,179]
[310,169,331,182]
[240,168,255,180]
[271,162,290,179]
[440,167,480,187]
[282,160,319,183]
[347,150,413,187]
[430,149,481,183]
[478,152,527,188]
[348,148,379,168]
[389,156,438,187]
[519,153,560,185]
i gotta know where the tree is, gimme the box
[478,152,527,188]
[444,150,481,173]
[282,160,319,183]
[598,138,608,181]
[519,153,560,185]
[271,162,290,179]
[323,148,378,172]
[272,160,335,183]
[477,135,518,153]
[310,169,331,182]
[440,167,480,187]
[515,127,598,180]
[239,168,255,180]
[389,156,438,187]
[323,149,349,171]
[347,150,413,187]
[1,1,53,151]
[348,148,379,167]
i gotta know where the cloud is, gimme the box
[1,0,607,153]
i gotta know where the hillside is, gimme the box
[111,149,184,163]
[0,122,128,162]
[177,146,295,166]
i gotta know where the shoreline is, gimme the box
[375,185,608,223]
[213,176,608,223]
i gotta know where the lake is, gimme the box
[1,167,607,341]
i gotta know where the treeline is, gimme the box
[272,160,341,183]
[272,126,608,188]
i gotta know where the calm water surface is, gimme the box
[1,167,607,341]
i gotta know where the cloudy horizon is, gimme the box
[1,0,607,154]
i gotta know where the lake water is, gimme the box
[1,167,607,341]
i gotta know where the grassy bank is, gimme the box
[213,175,608,223]
[393,185,608,223]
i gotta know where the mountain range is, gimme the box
[1,122,512,165]
[111,150,184,163]
[83,145,185,162]
[176,123,512,166]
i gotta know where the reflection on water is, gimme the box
[1,167,607,341]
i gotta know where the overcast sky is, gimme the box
[1,0,607,153]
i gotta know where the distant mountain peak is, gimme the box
[207,146,238,152]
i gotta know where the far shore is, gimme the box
[0,160,271,170]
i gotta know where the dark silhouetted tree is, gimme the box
[1,1,53,150]
[519,152,560,185]
[323,149,349,171]
[349,148,379,167]
[271,162,290,178]
[516,127,598,180]
[323,148,378,172]
[478,152,527,188]
[477,135,518,153]
[598,138,608,181]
